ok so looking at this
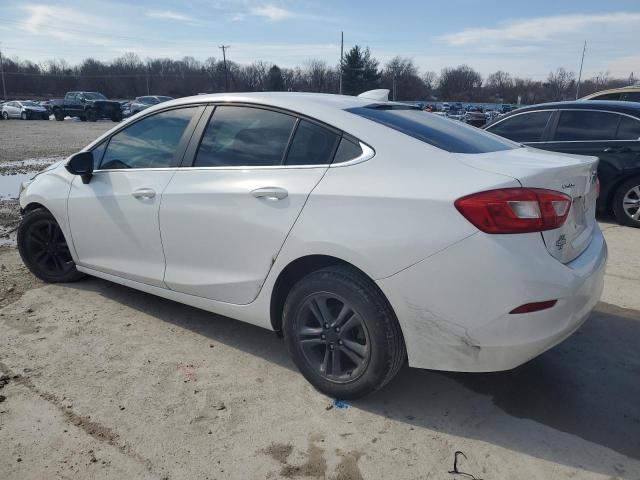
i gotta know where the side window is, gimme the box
[554,111,619,141]
[624,92,640,102]
[617,116,640,140]
[194,106,296,167]
[90,142,107,170]
[591,93,622,100]
[333,136,363,163]
[100,107,195,169]
[488,111,552,143]
[285,120,340,165]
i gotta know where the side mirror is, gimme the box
[65,151,94,184]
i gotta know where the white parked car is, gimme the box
[2,100,50,120]
[17,92,607,398]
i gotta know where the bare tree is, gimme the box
[547,68,576,101]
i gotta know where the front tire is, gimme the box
[21,111,28,120]
[17,209,85,283]
[2,111,8,120]
[612,177,640,228]
[53,109,64,121]
[85,109,97,122]
[283,265,406,399]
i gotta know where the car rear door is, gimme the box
[67,106,203,286]
[534,109,639,201]
[160,105,341,304]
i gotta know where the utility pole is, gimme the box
[575,40,586,100]
[392,70,397,101]
[0,43,7,101]
[339,31,344,95]
[219,45,230,92]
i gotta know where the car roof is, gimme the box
[581,85,640,98]
[503,100,640,117]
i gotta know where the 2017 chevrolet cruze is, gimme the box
[17,92,607,398]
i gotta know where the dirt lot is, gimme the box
[0,119,113,163]
[0,122,639,479]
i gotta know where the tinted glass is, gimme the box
[100,107,194,169]
[333,137,363,163]
[488,111,552,142]
[591,93,622,100]
[194,106,296,167]
[347,106,516,154]
[555,111,619,141]
[91,142,107,169]
[285,120,340,165]
[625,92,640,102]
[617,116,640,140]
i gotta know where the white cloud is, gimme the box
[442,12,640,46]
[250,4,295,21]
[145,10,195,22]
[21,4,113,42]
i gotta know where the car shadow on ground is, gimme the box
[68,278,640,476]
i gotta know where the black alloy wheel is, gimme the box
[17,209,85,283]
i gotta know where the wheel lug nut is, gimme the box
[329,344,334,350]
[321,334,326,340]
[337,340,343,345]
[335,327,340,333]
[324,323,329,329]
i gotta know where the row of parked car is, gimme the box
[1,92,174,122]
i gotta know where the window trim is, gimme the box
[181,101,375,170]
[491,108,640,144]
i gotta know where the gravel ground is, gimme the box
[0,119,112,163]
[0,122,639,479]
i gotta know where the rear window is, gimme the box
[617,116,640,140]
[346,106,517,154]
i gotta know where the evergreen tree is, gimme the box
[266,65,285,91]
[341,45,380,95]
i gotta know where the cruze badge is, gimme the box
[556,234,567,250]
[562,183,575,189]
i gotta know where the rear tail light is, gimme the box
[455,188,572,234]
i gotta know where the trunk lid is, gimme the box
[458,147,599,263]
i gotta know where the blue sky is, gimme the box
[1,0,639,80]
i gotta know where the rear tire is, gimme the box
[21,111,28,120]
[53,109,64,121]
[2,111,8,120]
[111,112,123,122]
[17,209,85,283]
[612,177,640,228]
[283,265,406,399]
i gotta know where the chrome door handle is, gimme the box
[251,187,288,201]
[132,188,156,199]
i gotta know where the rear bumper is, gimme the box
[377,227,607,372]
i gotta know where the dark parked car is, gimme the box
[485,100,640,227]
[128,95,174,116]
[463,110,487,127]
[50,92,123,122]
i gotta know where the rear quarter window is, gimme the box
[347,106,517,154]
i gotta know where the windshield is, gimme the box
[157,96,173,102]
[21,101,40,107]
[347,106,518,154]
[83,92,107,100]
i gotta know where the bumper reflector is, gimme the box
[509,300,558,314]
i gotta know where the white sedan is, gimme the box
[17,92,607,398]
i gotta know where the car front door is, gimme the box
[160,105,341,304]
[8,102,20,118]
[67,106,203,286]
